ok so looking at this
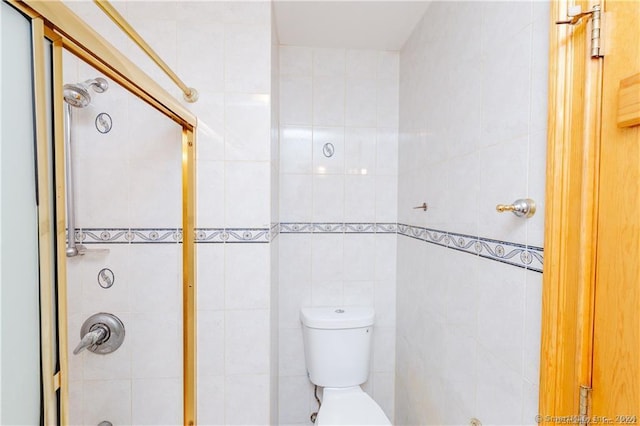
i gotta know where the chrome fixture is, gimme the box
[74,312,125,355]
[64,77,109,257]
[95,112,113,134]
[98,422,113,426]
[322,142,335,158]
[496,198,536,218]
[413,202,428,212]
[63,78,108,107]
[97,268,115,289]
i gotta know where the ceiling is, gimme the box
[273,1,432,51]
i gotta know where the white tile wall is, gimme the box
[396,1,548,424]
[270,19,281,423]
[278,45,399,424]
[66,243,182,425]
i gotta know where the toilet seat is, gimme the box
[316,386,391,425]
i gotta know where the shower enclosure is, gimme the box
[63,51,186,424]
[1,1,198,423]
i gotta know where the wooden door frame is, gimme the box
[540,0,604,421]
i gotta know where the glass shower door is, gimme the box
[62,50,184,425]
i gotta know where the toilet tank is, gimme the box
[300,307,374,388]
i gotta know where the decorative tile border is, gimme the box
[280,222,397,234]
[195,228,271,243]
[69,227,272,244]
[397,223,543,273]
[69,223,543,272]
[69,228,182,244]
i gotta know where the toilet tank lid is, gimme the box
[300,307,374,329]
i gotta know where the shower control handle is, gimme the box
[73,325,108,355]
[74,313,125,355]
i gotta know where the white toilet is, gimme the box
[300,306,391,426]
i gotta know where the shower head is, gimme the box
[63,77,109,108]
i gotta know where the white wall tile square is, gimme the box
[225,310,270,375]
[225,94,271,161]
[82,379,132,426]
[313,48,346,77]
[281,126,313,174]
[224,243,270,310]
[346,50,379,79]
[311,280,344,306]
[198,310,225,377]
[197,244,225,311]
[312,174,345,222]
[343,235,376,281]
[377,52,400,82]
[281,76,313,125]
[197,160,225,228]
[223,1,271,25]
[345,127,377,175]
[280,46,313,76]
[176,23,224,92]
[129,244,180,314]
[128,158,181,227]
[225,374,270,425]
[344,175,376,222]
[311,234,344,282]
[225,161,271,228]
[375,175,398,222]
[132,377,182,426]
[345,77,377,127]
[279,375,314,424]
[279,327,307,377]
[314,76,347,128]
[224,24,271,93]
[372,372,395,420]
[197,375,225,426]
[280,174,313,222]
[343,280,375,307]
[131,312,181,379]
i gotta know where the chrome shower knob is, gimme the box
[74,312,125,355]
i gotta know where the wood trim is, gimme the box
[540,0,602,421]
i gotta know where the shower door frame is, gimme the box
[8,1,198,425]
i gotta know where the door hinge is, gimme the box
[579,385,592,426]
[556,4,603,58]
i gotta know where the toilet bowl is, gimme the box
[316,386,391,426]
[300,307,391,426]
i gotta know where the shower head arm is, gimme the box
[85,77,108,93]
